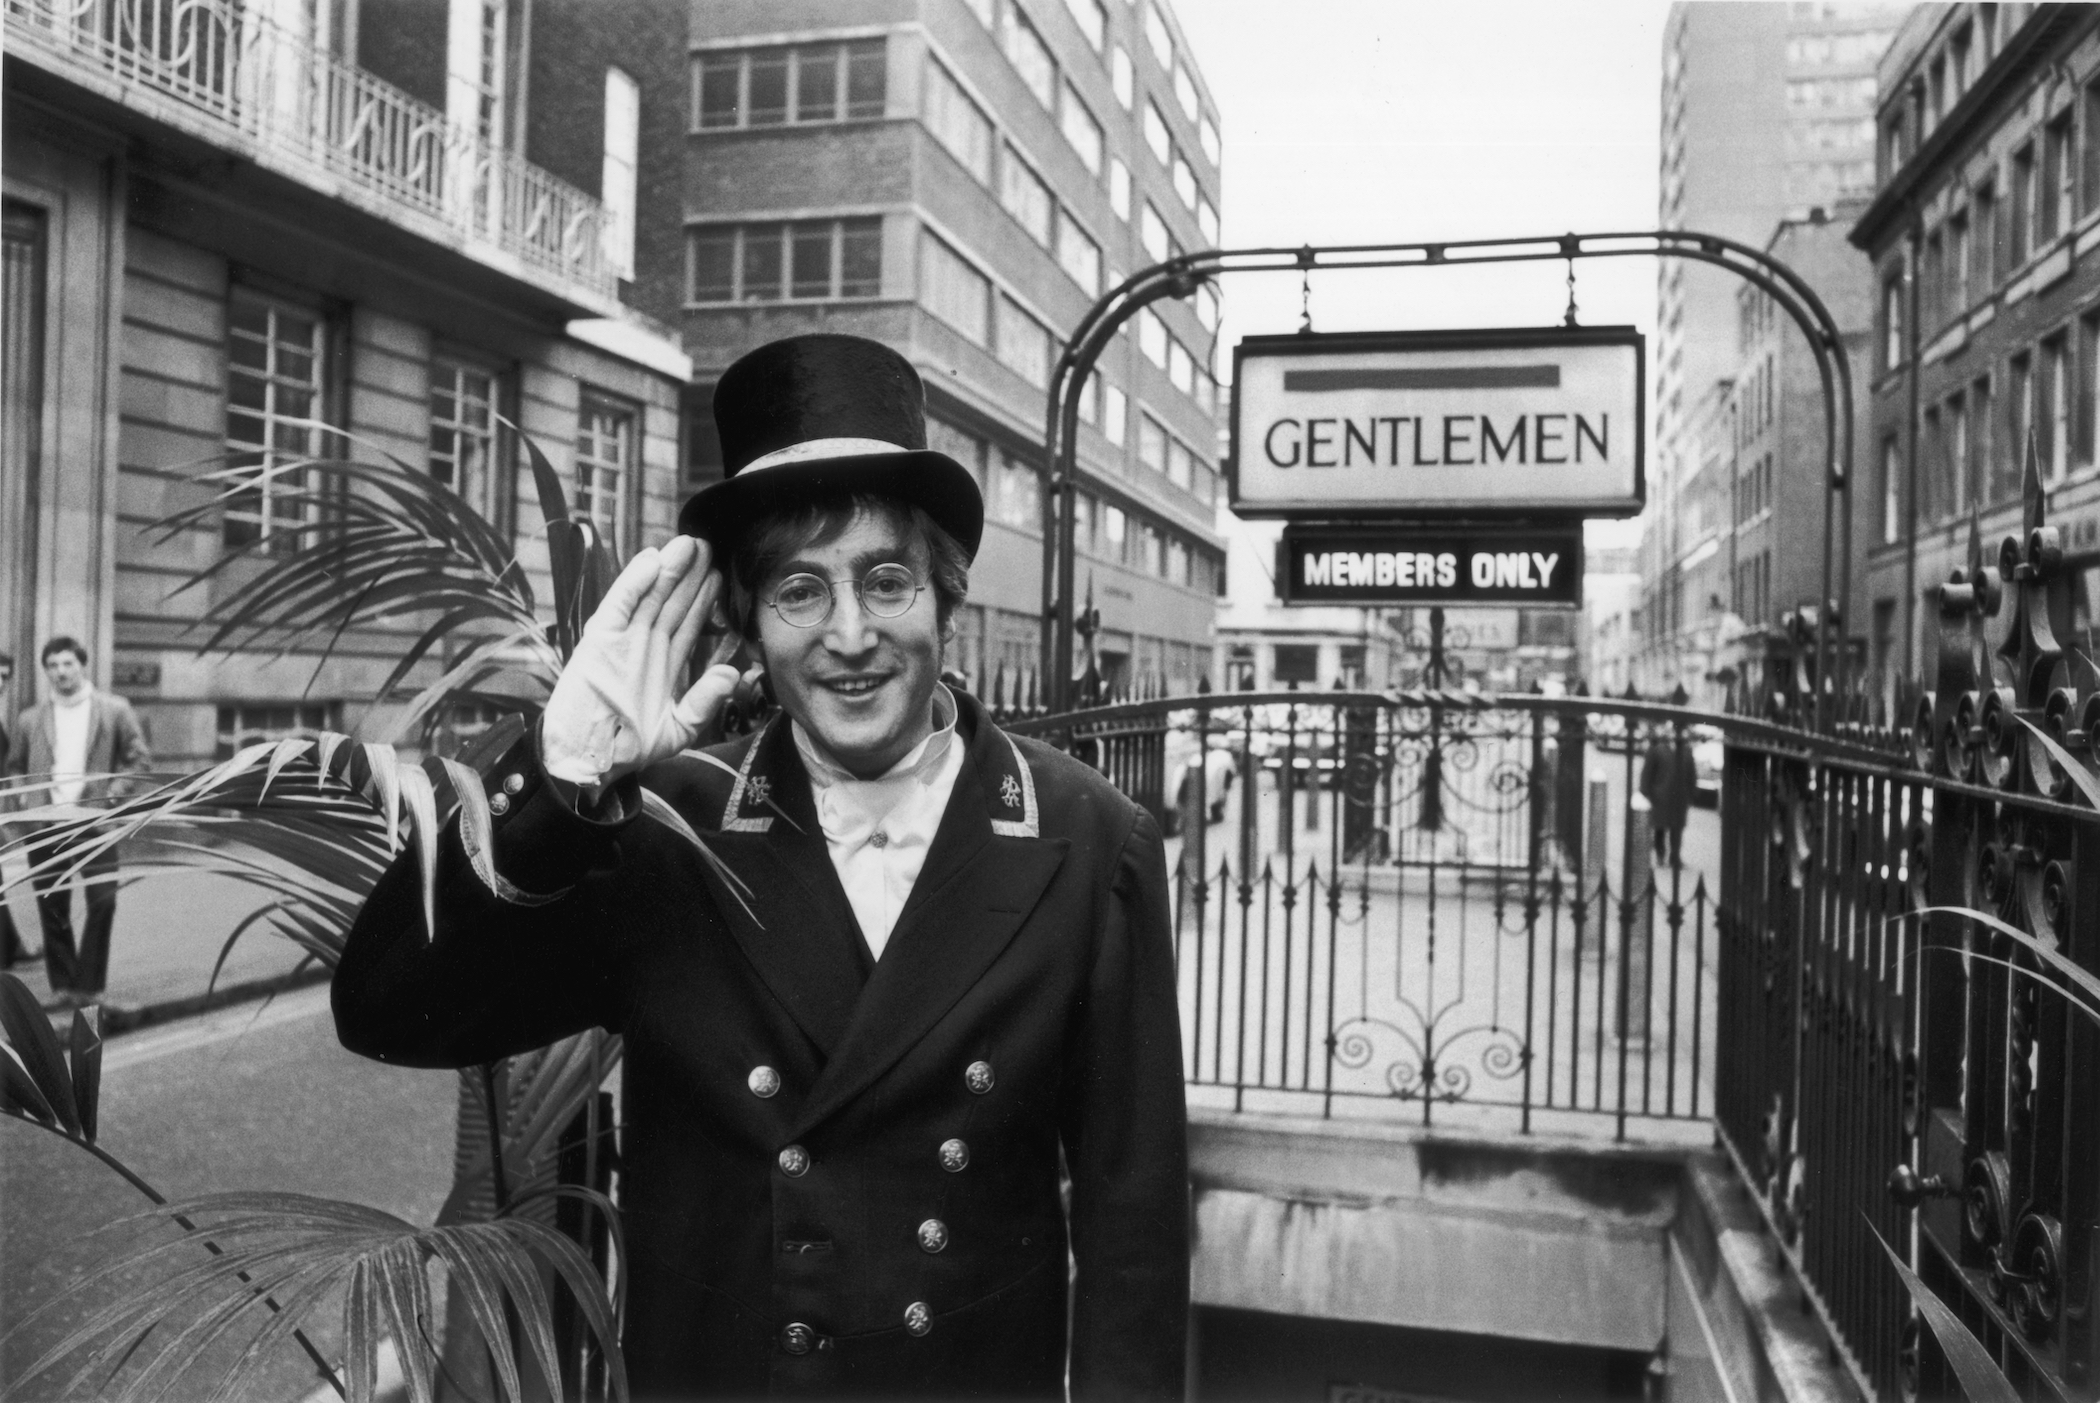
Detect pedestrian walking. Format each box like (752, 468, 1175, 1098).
(4, 637, 152, 1003)
(0, 651, 38, 971)
(333, 334, 1190, 1400)
(1638, 727, 1694, 868)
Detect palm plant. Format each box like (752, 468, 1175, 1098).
(0, 422, 734, 1400)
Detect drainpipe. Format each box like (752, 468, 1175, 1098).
(1901, 214, 1923, 714)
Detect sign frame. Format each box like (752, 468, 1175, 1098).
(1277, 519, 1586, 608)
(1227, 324, 1647, 521)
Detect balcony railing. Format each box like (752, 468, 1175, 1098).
(5, 0, 616, 307)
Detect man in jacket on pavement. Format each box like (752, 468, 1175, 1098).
(5, 637, 151, 1003)
(332, 334, 1191, 1400)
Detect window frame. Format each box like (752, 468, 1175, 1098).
(692, 39, 888, 132)
(575, 389, 640, 559)
(223, 290, 334, 555)
(686, 217, 885, 304)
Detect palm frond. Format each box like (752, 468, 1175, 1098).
(6, 1191, 626, 1403)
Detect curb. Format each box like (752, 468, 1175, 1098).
(97, 965, 334, 1038)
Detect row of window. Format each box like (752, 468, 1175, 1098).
(927, 414, 1221, 590)
(1880, 320, 2100, 543)
(1881, 76, 2100, 371)
(1133, 305, 1218, 416)
(1733, 452, 1773, 527)
(960, 0, 1219, 234)
(688, 218, 883, 303)
(1733, 549, 1773, 627)
(693, 40, 886, 129)
(1882, 5, 2007, 173)
(223, 290, 640, 557)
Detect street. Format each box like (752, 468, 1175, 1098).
(0, 987, 458, 1401)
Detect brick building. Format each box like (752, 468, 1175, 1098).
(3, 0, 691, 764)
(676, 0, 1227, 694)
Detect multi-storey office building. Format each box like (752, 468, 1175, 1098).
(679, 0, 1227, 694)
(1853, 3, 2100, 719)
(1650, 0, 1907, 682)
(3, 0, 692, 765)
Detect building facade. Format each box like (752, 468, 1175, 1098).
(3, 0, 692, 766)
(1854, 2, 2100, 722)
(1648, 1, 1907, 694)
(677, 0, 1227, 696)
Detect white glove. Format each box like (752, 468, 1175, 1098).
(541, 535, 743, 792)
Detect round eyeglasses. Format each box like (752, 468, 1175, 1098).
(765, 563, 924, 628)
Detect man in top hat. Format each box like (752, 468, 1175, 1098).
(333, 333, 1190, 1400)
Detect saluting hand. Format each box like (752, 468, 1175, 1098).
(542, 535, 743, 792)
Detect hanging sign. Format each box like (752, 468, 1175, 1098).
(1278, 521, 1584, 606)
(1230, 326, 1645, 519)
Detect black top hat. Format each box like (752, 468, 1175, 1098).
(678, 334, 984, 561)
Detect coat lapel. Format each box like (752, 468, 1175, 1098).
(688, 720, 870, 1059)
(792, 707, 1067, 1138)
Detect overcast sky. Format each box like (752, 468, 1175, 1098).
(1173, 0, 1672, 546)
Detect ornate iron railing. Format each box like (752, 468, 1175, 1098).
(4, 0, 616, 305)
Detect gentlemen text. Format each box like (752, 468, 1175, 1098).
(1260, 413, 1611, 469)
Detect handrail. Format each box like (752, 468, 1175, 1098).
(4, 0, 615, 304)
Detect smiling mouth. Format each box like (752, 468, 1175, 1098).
(823, 675, 889, 697)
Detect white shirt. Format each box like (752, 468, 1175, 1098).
(792, 686, 965, 962)
(50, 685, 93, 805)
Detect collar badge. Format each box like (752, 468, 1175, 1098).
(999, 774, 1023, 809)
(745, 774, 772, 807)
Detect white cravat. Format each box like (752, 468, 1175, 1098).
(792, 686, 965, 962)
(50, 686, 93, 805)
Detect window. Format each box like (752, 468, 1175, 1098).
(1166, 337, 1192, 394)
(1164, 435, 1191, 489)
(430, 358, 500, 521)
(1166, 536, 1188, 586)
(1974, 178, 1998, 287)
(1171, 155, 1196, 209)
(1948, 393, 1970, 514)
(215, 703, 337, 761)
(2085, 79, 2100, 214)
(1060, 83, 1104, 175)
(2084, 314, 2100, 466)
(1102, 503, 1126, 563)
(1061, 0, 1105, 51)
(927, 417, 988, 487)
(1272, 645, 1318, 685)
(996, 296, 1053, 389)
(1971, 375, 1995, 503)
(688, 219, 882, 302)
(924, 58, 993, 182)
(1078, 370, 1100, 426)
(1142, 2, 1172, 67)
(999, 146, 1054, 245)
(919, 233, 991, 343)
(993, 450, 1041, 530)
(577, 394, 635, 555)
(1104, 384, 1127, 445)
(999, 5, 1056, 109)
(1140, 201, 1169, 260)
(1921, 405, 1941, 523)
(1199, 114, 1219, 165)
(224, 294, 326, 552)
(1137, 412, 1166, 472)
(1921, 228, 1942, 331)
(1109, 158, 1131, 218)
(1196, 283, 1219, 330)
(1197, 196, 1218, 245)
(1226, 644, 1255, 691)
(601, 68, 639, 278)
(2041, 333, 2069, 481)
(1881, 271, 1904, 372)
(693, 41, 886, 130)
(2010, 143, 2034, 263)
(1055, 210, 1101, 292)
(1142, 100, 1171, 163)
(1136, 308, 1167, 366)
(2042, 114, 2072, 245)
(1950, 24, 1971, 95)
(2006, 352, 2031, 500)
(1110, 45, 1133, 109)
(1172, 66, 1198, 122)
(1947, 209, 1969, 314)
(1880, 435, 1901, 543)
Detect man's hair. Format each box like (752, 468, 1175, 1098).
(723, 493, 970, 642)
(40, 637, 87, 666)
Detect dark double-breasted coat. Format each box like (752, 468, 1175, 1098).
(331, 691, 1190, 1401)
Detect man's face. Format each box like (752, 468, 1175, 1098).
(43, 651, 84, 698)
(753, 510, 944, 779)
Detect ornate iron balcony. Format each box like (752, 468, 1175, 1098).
(5, 0, 618, 310)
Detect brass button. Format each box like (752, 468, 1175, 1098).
(870, 829, 889, 848)
(938, 1138, 969, 1172)
(781, 1322, 815, 1356)
(964, 1060, 994, 1094)
(917, 1218, 949, 1253)
(778, 1144, 810, 1177)
(502, 773, 524, 795)
(748, 1065, 781, 1098)
(904, 1301, 932, 1337)
(487, 792, 511, 816)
